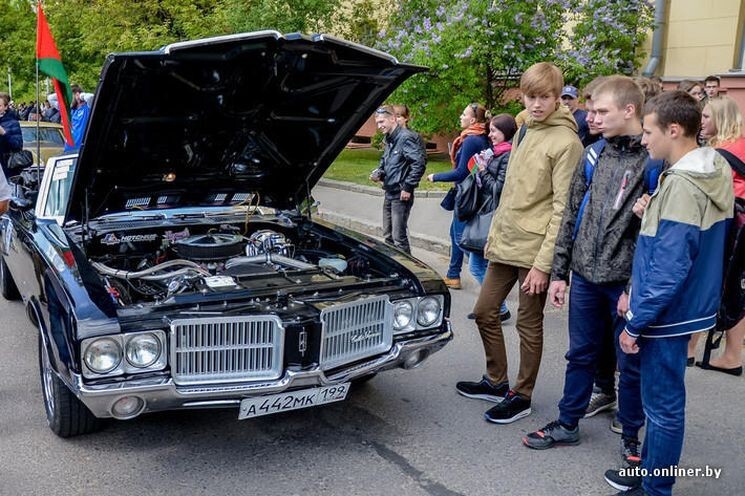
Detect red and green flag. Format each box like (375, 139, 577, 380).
(36, 1, 73, 147)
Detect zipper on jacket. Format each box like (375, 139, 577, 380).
(613, 170, 632, 210)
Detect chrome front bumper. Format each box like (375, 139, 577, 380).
(71, 322, 453, 419)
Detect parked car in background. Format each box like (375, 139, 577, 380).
(0, 31, 452, 438)
(19, 121, 65, 166)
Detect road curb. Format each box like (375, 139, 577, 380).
(317, 178, 448, 198)
(317, 211, 451, 256)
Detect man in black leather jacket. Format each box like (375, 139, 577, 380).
(371, 105, 426, 253)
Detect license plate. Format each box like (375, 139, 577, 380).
(238, 383, 350, 420)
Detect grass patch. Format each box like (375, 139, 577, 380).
(324, 148, 453, 191)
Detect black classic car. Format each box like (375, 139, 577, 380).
(0, 32, 452, 437)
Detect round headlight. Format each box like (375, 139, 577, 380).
(84, 338, 122, 374)
(125, 333, 161, 368)
(417, 296, 442, 327)
(393, 300, 414, 330)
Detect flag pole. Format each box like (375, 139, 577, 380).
(35, 3, 42, 185)
(36, 51, 41, 185)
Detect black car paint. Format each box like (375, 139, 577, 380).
(67, 32, 425, 223)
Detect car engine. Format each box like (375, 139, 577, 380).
(88, 224, 374, 307)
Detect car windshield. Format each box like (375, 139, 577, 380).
(22, 127, 65, 145)
(42, 159, 76, 220)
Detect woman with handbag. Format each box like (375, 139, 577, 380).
(461, 114, 517, 321)
(0, 92, 23, 177)
(427, 103, 490, 289)
(693, 96, 745, 376)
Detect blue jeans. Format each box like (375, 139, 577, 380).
(447, 212, 466, 279)
(469, 253, 507, 314)
(468, 251, 489, 284)
(615, 318, 644, 438)
(558, 274, 643, 437)
(639, 334, 689, 496)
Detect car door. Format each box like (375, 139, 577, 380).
(2, 156, 78, 300)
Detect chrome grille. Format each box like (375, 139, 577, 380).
(170, 316, 284, 385)
(319, 296, 393, 370)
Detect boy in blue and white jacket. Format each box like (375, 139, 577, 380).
(605, 92, 733, 496)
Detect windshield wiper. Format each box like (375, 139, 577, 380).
(95, 212, 167, 223)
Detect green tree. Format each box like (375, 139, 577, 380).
(335, 0, 391, 47)
(1, 0, 350, 100)
(379, 0, 570, 135)
(0, 0, 37, 101)
(560, 0, 654, 85)
(211, 0, 341, 34)
(41, 0, 226, 92)
(380, 0, 654, 135)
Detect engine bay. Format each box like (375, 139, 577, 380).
(86, 220, 388, 307)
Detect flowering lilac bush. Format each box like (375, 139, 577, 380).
(559, 0, 654, 84)
(379, 0, 653, 134)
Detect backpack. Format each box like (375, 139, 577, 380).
(572, 139, 664, 240)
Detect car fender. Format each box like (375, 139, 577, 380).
(28, 296, 74, 390)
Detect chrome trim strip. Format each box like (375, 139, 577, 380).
(164, 31, 282, 54)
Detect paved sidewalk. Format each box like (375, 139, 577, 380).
(313, 180, 454, 256)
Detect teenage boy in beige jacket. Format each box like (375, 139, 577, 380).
(456, 62, 584, 424)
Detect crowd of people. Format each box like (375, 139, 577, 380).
(13, 99, 61, 123)
(0, 83, 92, 176)
(0, 83, 92, 220)
(371, 65, 744, 496)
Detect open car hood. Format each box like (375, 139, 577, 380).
(65, 32, 424, 224)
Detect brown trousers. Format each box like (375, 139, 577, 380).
(473, 262, 548, 398)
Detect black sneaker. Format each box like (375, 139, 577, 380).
(585, 386, 617, 418)
(604, 468, 642, 492)
(484, 390, 531, 424)
(456, 376, 509, 403)
(522, 420, 580, 449)
(621, 435, 641, 467)
(611, 487, 647, 496)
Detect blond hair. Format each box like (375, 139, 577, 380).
(705, 96, 744, 147)
(520, 62, 563, 98)
(593, 76, 645, 118)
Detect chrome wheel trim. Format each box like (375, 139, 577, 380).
(40, 341, 56, 421)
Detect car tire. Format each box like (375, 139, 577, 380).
(0, 257, 20, 300)
(38, 334, 102, 438)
